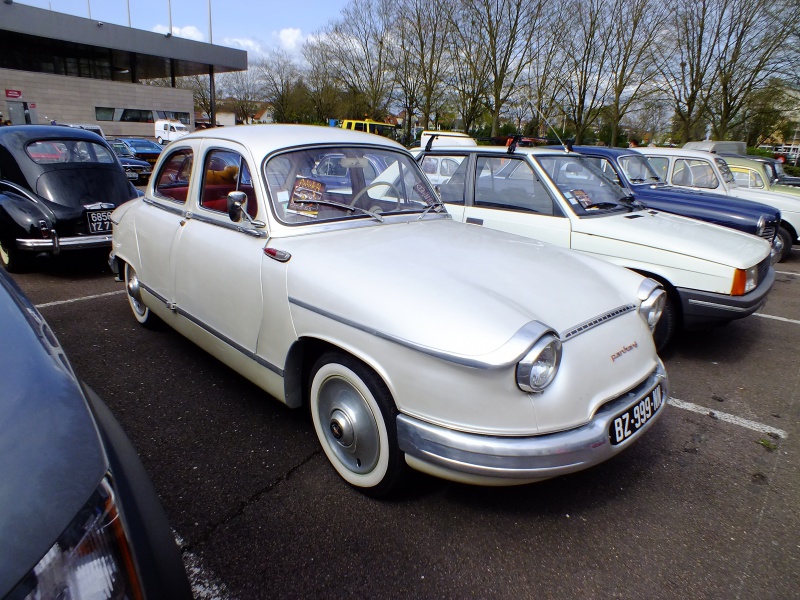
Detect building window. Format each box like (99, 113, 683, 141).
(95, 107, 114, 121)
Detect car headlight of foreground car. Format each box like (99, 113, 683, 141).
(13, 475, 143, 599)
(638, 279, 666, 332)
(731, 264, 758, 295)
(516, 333, 562, 393)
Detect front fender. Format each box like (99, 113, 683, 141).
(0, 191, 51, 239)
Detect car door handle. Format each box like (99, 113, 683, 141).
(466, 217, 483, 226)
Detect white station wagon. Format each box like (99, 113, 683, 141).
(110, 125, 668, 496)
(415, 144, 775, 351)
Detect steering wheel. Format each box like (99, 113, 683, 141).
(349, 181, 402, 210)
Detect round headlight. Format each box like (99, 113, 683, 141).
(516, 334, 562, 393)
(639, 288, 666, 331)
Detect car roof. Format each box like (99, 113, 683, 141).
(0, 124, 105, 146)
(179, 124, 407, 156)
(420, 144, 571, 157)
(635, 147, 725, 160)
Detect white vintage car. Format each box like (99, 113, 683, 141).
(415, 144, 775, 350)
(109, 125, 668, 496)
(638, 147, 799, 262)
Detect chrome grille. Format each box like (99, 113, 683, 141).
(760, 225, 776, 241)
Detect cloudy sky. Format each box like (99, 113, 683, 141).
(17, 0, 351, 56)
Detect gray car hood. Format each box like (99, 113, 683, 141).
(0, 275, 107, 594)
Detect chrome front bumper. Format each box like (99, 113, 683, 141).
(17, 233, 113, 253)
(397, 361, 668, 482)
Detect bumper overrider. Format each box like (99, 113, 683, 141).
(679, 265, 775, 330)
(397, 361, 668, 484)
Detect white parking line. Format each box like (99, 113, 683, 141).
(35, 289, 125, 309)
(668, 397, 787, 439)
(174, 533, 232, 600)
(754, 313, 800, 325)
(775, 270, 798, 276)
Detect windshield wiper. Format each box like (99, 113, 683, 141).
(310, 199, 384, 222)
(583, 201, 623, 210)
(417, 199, 446, 220)
(619, 194, 645, 210)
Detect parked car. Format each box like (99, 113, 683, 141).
(724, 155, 800, 197)
(0, 125, 139, 272)
(561, 145, 782, 261)
(638, 147, 799, 262)
(415, 144, 774, 350)
(155, 119, 190, 145)
(0, 268, 192, 599)
(110, 124, 669, 496)
(112, 137, 163, 166)
(109, 139, 152, 184)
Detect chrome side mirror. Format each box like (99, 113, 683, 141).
(227, 190, 248, 223)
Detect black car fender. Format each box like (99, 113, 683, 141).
(0, 189, 53, 239)
(81, 383, 193, 599)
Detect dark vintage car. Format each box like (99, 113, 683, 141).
(112, 137, 163, 167)
(561, 145, 783, 261)
(109, 139, 153, 184)
(0, 268, 192, 598)
(0, 126, 139, 272)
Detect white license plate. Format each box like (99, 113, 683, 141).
(126, 171, 138, 179)
(87, 210, 112, 233)
(609, 385, 663, 445)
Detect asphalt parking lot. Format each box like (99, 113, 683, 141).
(8, 245, 799, 599)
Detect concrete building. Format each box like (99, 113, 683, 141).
(0, 1, 247, 138)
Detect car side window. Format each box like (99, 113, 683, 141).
(441, 158, 460, 176)
(673, 158, 718, 189)
(421, 157, 438, 175)
(749, 169, 764, 188)
(200, 149, 256, 217)
(587, 157, 621, 185)
(646, 157, 669, 181)
(436, 155, 469, 205)
(153, 148, 193, 203)
(473, 156, 556, 216)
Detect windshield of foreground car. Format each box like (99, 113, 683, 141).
(265, 146, 442, 225)
(618, 153, 662, 184)
(535, 155, 634, 214)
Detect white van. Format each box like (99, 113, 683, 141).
(155, 120, 189, 144)
(419, 130, 477, 149)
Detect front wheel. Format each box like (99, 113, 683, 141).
(309, 352, 405, 497)
(776, 226, 793, 263)
(653, 295, 677, 352)
(157, 137, 164, 145)
(0, 238, 31, 273)
(124, 262, 158, 328)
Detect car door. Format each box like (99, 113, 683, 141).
(172, 146, 266, 353)
(462, 154, 571, 247)
(134, 146, 195, 304)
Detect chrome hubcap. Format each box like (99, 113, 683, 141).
(317, 376, 380, 474)
(126, 269, 146, 316)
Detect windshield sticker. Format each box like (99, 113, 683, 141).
(413, 181, 438, 207)
(288, 177, 324, 218)
(573, 190, 592, 208)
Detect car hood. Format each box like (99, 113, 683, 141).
(283, 219, 646, 358)
(35, 164, 134, 208)
(571, 209, 770, 268)
(0, 275, 107, 594)
(632, 183, 780, 221)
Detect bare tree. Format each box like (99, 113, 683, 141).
(558, 0, 614, 143)
(605, 0, 667, 146)
(218, 67, 264, 124)
(705, 0, 799, 139)
(256, 49, 301, 123)
(316, 0, 395, 119)
(303, 38, 345, 124)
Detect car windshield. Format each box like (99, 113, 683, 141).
(534, 154, 632, 214)
(265, 146, 440, 225)
(618, 154, 661, 183)
(125, 139, 161, 151)
(26, 140, 115, 165)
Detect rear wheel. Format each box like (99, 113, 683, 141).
(124, 262, 158, 328)
(0, 238, 31, 273)
(309, 352, 405, 497)
(157, 136, 164, 145)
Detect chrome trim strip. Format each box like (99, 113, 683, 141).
(190, 212, 267, 237)
(143, 196, 186, 217)
(561, 304, 636, 340)
(139, 282, 283, 376)
(17, 234, 113, 251)
(686, 299, 754, 313)
(288, 296, 552, 369)
(397, 362, 668, 479)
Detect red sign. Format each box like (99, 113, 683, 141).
(29, 103, 36, 109)
(5, 89, 22, 99)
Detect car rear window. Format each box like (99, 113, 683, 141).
(26, 140, 116, 165)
